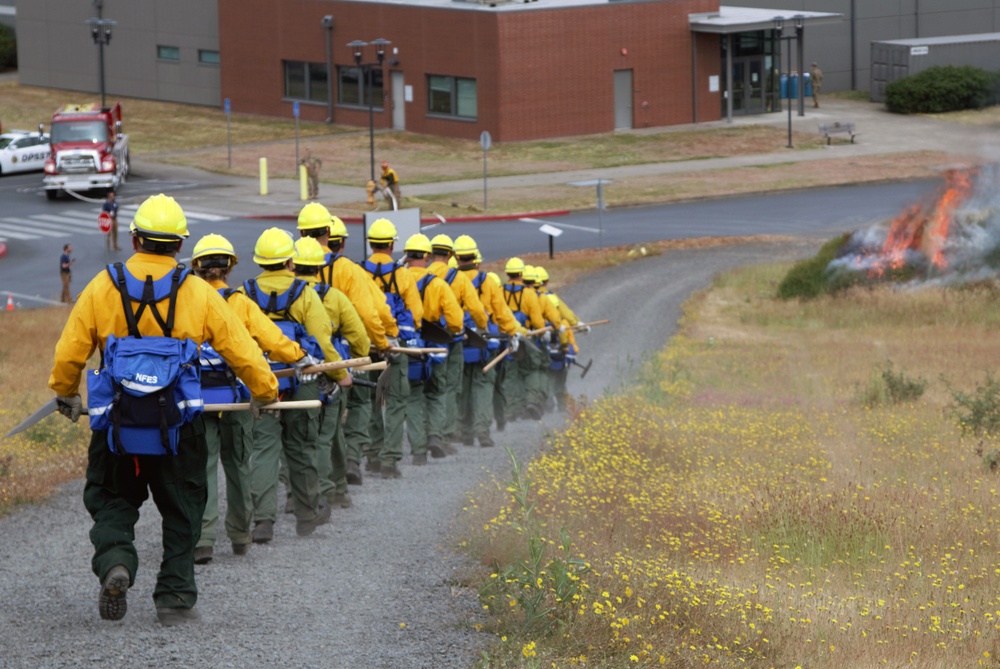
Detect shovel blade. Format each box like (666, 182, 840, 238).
(5, 398, 60, 439)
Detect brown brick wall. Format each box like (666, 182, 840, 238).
(218, 0, 721, 141)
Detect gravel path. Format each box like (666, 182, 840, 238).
(0, 240, 817, 668)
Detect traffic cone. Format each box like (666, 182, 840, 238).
(5, 294, 13, 311)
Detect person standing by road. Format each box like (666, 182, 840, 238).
(380, 161, 400, 206)
(102, 190, 120, 252)
(810, 62, 823, 108)
(301, 148, 322, 199)
(48, 194, 279, 626)
(59, 243, 74, 303)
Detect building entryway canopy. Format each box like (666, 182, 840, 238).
(689, 6, 842, 123)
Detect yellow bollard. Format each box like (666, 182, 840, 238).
(259, 157, 268, 196)
(299, 164, 309, 201)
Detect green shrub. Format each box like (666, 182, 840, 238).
(776, 233, 853, 300)
(885, 65, 996, 114)
(860, 361, 927, 407)
(946, 372, 1000, 438)
(0, 24, 15, 69)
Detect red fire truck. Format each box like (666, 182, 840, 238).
(42, 103, 130, 200)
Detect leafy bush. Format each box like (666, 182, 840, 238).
(946, 372, 1000, 438)
(859, 361, 927, 407)
(0, 24, 15, 69)
(776, 233, 853, 300)
(885, 65, 997, 114)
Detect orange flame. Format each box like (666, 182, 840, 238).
(870, 168, 976, 277)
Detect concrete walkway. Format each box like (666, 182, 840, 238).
(138, 97, 999, 219)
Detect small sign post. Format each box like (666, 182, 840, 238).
(480, 130, 492, 210)
(538, 223, 563, 259)
(225, 98, 232, 169)
(293, 101, 301, 168)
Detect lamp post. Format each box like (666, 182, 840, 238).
(86, 4, 116, 109)
(322, 16, 334, 124)
(795, 15, 805, 117)
(773, 17, 793, 149)
(348, 38, 391, 183)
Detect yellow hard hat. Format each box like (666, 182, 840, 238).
(430, 233, 453, 253)
(523, 265, 539, 283)
(475, 250, 483, 264)
(130, 194, 188, 241)
(253, 227, 297, 265)
(536, 266, 549, 282)
(504, 257, 525, 275)
(487, 271, 502, 286)
(293, 237, 326, 266)
(297, 202, 333, 231)
(447, 256, 458, 268)
(191, 233, 237, 266)
(453, 234, 478, 256)
(367, 218, 397, 243)
(403, 233, 432, 255)
(330, 215, 349, 239)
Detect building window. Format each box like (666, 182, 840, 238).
(337, 66, 384, 108)
(284, 61, 329, 103)
(198, 50, 220, 65)
(428, 75, 477, 119)
(157, 45, 180, 61)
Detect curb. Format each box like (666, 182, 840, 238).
(245, 209, 572, 224)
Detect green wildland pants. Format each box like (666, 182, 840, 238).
(343, 372, 373, 465)
(441, 342, 463, 437)
(460, 356, 496, 438)
(316, 387, 349, 499)
(199, 410, 255, 548)
(404, 379, 428, 455)
(84, 418, 207, 610)
(369, 353, 409, 465)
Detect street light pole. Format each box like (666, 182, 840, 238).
(774, 18, 793, 149)
(322, 16, 334, 124)
(86, 13, 116, 109)
(795, 15, 805, 118)
(349, 38, 391, 183)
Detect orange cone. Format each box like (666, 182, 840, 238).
(5, 295, 13, 311)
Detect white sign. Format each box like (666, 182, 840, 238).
(539, 224, 563, 238)
(910, 46, 929, 56)
(709, 75, 720, 93)
(480, 130, 492, 151)
(404, 85, 413, 102)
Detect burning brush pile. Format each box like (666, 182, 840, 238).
(779, 165, 1000, 299)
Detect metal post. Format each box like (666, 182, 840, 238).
(323, 16, 334, 124)
(548, 235, 554, 259)
(725, 34, 733, 124)
(483, 148, 488, 210)
(368, 66, 375, 183)
(786, 38, 793, 148)
(596, 180, 604, 251)
(796, 21, 805, 117)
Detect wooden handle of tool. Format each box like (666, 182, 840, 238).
(575, 319, 609, 329)
(481, 347, 512, 374)
(387, 346, 448, 356)
(525, 326, 553, 337)
(353, 361, 388, 372)
(204, 400, 323, 412)
(273, 356, 373, 379)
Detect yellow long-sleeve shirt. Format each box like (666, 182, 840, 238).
(546, 291, 580, 326)
(535, 286, 563, 328)
(303, 275, 371, 358)
(241, 269, 347, 381)
(207, 278, 304, 365)
(320, 252, 389, 350)
(362, 252, 423, 326)
(49, 253, 278, 402)
(544, 292, 580, 351)
(428, 261, 488, 330)
(459, 268, 524, 336)
(408, 266, 464, 334)
(503, 280, 545, 331)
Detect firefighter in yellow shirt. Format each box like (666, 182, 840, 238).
(360, 218, 423, 478)
(48, 194, 278, 626)
(501, 258, 548, 420)
(403, 233, 464, 464)
(189, 234, 309, 565)
(241, 228, 351, 544)
(426, 233, 488, 449)
(291, 236, 370, 509)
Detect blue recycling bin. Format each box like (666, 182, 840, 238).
(780, 73, 788, 99)
(788, 73, 799, 99)
(803, 72, 813, 98)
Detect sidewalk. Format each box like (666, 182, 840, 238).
(142, 97, 999, 220)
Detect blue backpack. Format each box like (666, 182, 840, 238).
(504, 284, 530, 328)
(409, 274, 448, 381)
(198, 288, 251, 404)
(362, 259, 417, 341)
(88, 263, 203, 456)
(243, 278, 324, 394)
(464, 272, 501, 365)
(313, 282, 354, 361)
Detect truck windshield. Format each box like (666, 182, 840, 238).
(51, 121, 108, 145)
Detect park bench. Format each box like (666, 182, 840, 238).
(818, 121, 857, 145)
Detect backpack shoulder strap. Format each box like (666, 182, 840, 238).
(417, 274, 434, 301)
(444, 268, 458, 285)
(108, 262, 141, 338)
